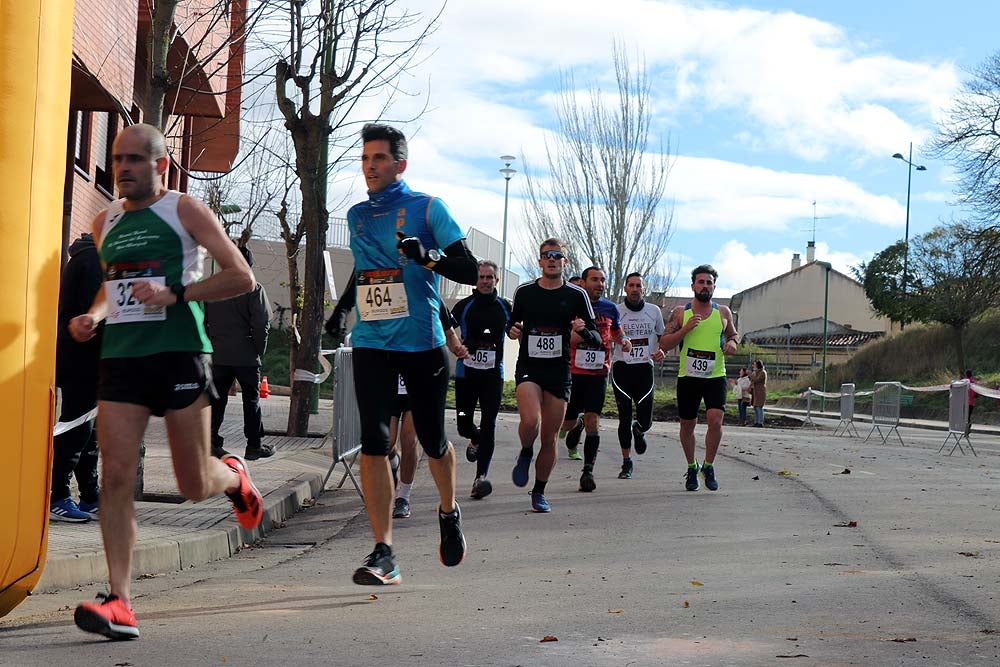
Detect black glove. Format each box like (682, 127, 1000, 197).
(396, 231, 431, 265)
(325, 307, 347, 338)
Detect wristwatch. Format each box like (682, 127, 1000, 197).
(424, 249, 441, 269)
(170, 283, 186, 304)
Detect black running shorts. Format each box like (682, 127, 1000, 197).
(676, 375, 727, 420)
(565, 373, 608, 420)
(353, 346, 450, 458)
(515, 364, 572, 402)
(98, 352, 216, 417)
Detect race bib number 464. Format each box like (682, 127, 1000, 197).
(357, 269, 409, 322)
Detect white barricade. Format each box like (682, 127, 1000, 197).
(801, 388, 817, 428)
(833, 383, 860, 437)
(321, 347, 364, 498)
(939, 380, 976, 456)
(864, 381, 905, 446)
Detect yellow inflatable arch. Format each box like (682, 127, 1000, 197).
(0, 1, 75, 616)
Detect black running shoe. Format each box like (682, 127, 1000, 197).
(631, 421, 647, 455)
(353, 543, 401, 585)
(579, 467, 596, 492)
(470, 477, 493, 500)
(618, 459, 633, 479)
(438, 503, 466, 567)
(244, 443, 275, 461)
(685, 465, 700, 491)
(565, 419, 584, 452)
(392, 497, 410, 519)
(701, 464, 719, 491)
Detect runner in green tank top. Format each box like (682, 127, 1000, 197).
(67, 124, 263, 641)
(658, 264, 739, 492)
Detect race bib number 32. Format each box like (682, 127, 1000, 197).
(357, 269, 409, 322)
(106, 277, 166, 324)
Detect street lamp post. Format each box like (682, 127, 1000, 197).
(891, 143, 927, 327)
(815, 261, 832, 412)
(499, 155, 517, 294)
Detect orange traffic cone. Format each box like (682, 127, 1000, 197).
(259, 375, 270, 399)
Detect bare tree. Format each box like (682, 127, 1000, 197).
(929, 50, 1000, 226)
(515, 44, 674, 300)
(273, 0, 441, 435)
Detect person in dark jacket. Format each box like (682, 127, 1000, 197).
(51, 234, 103, 522)
(205, 244, 273, 460)
(451, 260, 512, 501)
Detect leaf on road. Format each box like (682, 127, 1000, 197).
(368, 594, 378, 600)
(838, 468, 851, 475)
(683, 600, 690, 608)
(776, 655, 809, 659)
(608, 609, 624, 614)
(958, 551, 982, 558)
(884, 637, 917, 643)
(777, 470, 797, 476)
(540, 635, 558, 643)
(691, 581, 704, 587)
(752, 475, 760, 480)
(833, 521, 858, 528)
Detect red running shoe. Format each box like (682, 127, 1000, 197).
(74, 594, 139, 640)
(222, 454, 263, 529)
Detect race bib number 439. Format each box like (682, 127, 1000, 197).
(685, 349, 716, 377)
(357, 269, 409, 322)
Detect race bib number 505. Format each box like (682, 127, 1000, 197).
(357, 269, 409, 322)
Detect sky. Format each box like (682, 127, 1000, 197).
(321, 0, 1000, 297)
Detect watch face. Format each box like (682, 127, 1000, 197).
(428, 250, 441, 261)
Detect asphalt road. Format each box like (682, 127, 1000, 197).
(3, 414, 999, 666)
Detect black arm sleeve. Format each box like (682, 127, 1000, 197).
(433, 239, 478, 285)
(439, 296, 458, 331)
(334, 270, 356, 313)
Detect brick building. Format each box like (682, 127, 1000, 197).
(65, 0, 244, 253)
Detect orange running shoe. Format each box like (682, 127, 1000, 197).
(74, 593, 139, 640)
(222, 454, 263, 529)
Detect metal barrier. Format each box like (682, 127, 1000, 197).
(321, 347, 364, 498)
(801, 389, 817, 428)
(833, 383, 860, 437)
(939, 381, 976, 456)
(864, 381, 905, 446)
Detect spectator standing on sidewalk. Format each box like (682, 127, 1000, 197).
(750, 360, 767, 427)
(51, 233, 103, 522)
(735, 367, 752, 426)
(205, 243, 273, 460)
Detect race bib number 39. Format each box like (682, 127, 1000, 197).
(106, 277, 167, 324)
(357, 269, 409, 322)
(575, 348, 605, 370)
(528, 334, 562, 358)
(685, 349, 716, 377)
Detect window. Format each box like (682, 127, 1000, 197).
(74, 111, 91, 172)
(93, 112, 118, 195)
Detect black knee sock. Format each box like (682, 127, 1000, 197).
(583, 433, 600, 467)
(532, 479, 547, 494)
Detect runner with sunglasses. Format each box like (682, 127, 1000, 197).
(507, 238, 601, 513)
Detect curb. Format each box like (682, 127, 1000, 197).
(35, 470, 326, 593)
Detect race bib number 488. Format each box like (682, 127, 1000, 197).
(528, 334, 561, 358)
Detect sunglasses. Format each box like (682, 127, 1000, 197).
(540, 250, 565, 260)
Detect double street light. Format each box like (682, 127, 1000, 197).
(499, 155, 517, 290)
(891, 143, 927, 324)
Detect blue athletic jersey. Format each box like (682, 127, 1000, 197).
(347, 180, 464, 351)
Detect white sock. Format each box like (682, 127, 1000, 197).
(396, 482, 412, 501)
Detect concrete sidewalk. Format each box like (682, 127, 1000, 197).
(39, 394, 364, 593)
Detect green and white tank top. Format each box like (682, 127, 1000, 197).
(98, 191, 212, 358)
(677, 302, 725, 379)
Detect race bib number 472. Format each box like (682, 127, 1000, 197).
(357, 269, 409, 321)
